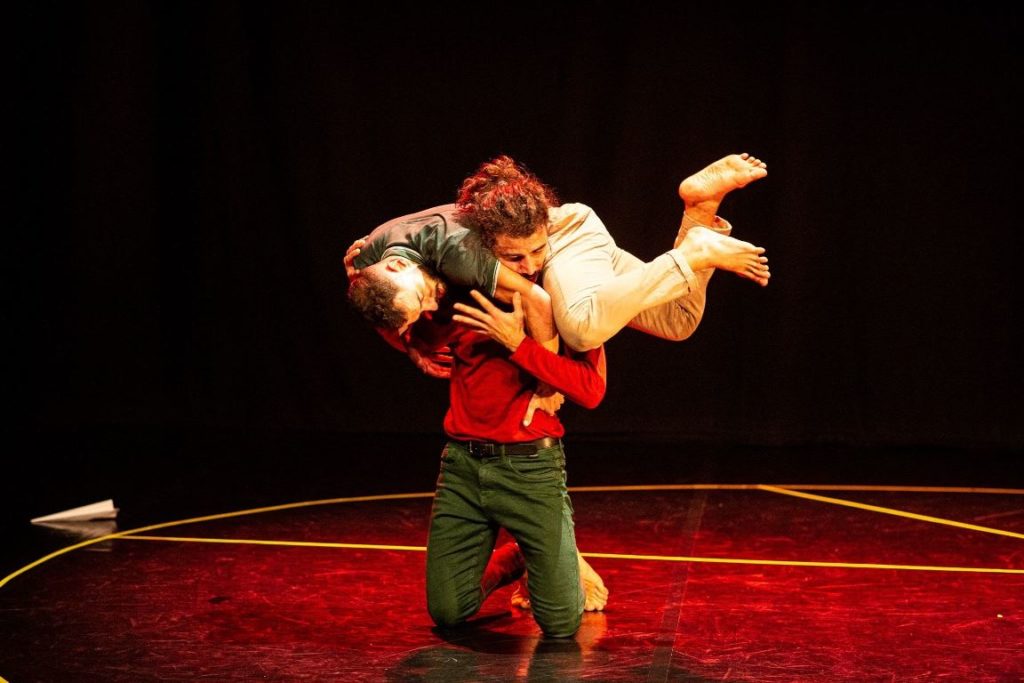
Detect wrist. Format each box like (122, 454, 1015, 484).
(507, 331, 526, 352)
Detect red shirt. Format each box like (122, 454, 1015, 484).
(440, 326, 606, 442)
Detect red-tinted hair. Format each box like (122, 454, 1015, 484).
(455, 155, 558, 248)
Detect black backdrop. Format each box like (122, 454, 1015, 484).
(13, 2, 1022, 455)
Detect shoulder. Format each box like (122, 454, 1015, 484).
(547, 202, 593, 235)
(371, 204, 458, 233)
(550, 202, 592, 216)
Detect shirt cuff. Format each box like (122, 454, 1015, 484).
(509, 335, 539, 364)
(488, 259, 500, 296)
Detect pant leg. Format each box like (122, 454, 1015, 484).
(619, 214, 732, 339)
(484, 444, 583, 638)
(425, 443, 500, 628)
(544, 204, 701, 352)
(609, 248, 714, 342)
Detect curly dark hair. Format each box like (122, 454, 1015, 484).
(347, 270, 407, 330)
(455, 155, 559, 249)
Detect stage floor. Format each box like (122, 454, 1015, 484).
(2, 469, 1022, 682)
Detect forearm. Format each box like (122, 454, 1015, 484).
(495, 267, 558, 353)
(520, 286, 558, 353)
(510, 338, 606, 408)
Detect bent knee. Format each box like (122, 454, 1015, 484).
(659, 328, 695, 342)
(537, 611, 582, 639)
(558, 325, 605, 353)
(427, 591, 476, 629)
(533, 598, 583, 638)
(427, 602, 466, 629)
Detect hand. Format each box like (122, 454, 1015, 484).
(452, 290, 527, 352)
(534, 381, 558, 398)
(343, 236, 368, 281)
(406, 343, 453, 379)
(523, 390, 565, 426)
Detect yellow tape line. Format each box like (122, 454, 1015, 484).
(571, 484, 1024, 494)
(758, 485, 1024, 540)
(126, 535, 426, 551)
(580, 551, 1024, 574)
(0, 492, 433, 589)
(5, 484, 1021, 589)
(116, 535, 1024, 575)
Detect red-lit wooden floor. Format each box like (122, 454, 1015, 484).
(2, 485, 1022, 682)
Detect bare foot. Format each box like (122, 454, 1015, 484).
(510, 555, 609, 612)
(678, 153, 767, 208)
(511, 575, 531, 610)
(579, 555, 608, 612)
(679, 225, 770, 286)
(674, 153, 767, 246)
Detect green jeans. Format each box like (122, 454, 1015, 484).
(425, 440, 583, 638)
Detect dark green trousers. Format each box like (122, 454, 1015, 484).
(425, 440, 583, 638)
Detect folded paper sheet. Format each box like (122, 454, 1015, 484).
(31, 499, 119, 524)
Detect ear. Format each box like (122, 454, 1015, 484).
(384, 256, 410, 272)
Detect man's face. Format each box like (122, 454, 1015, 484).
(381, 257, 446, 334)
(491, 227, 550, 282)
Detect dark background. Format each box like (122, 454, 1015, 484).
(7, 2, 1021, 559)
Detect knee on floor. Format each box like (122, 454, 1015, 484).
(427, 597, 471, 629)
(535, 609, 582, 639)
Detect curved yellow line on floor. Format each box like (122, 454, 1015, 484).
(0, 492, 432, 590)
(3, 484, 1021, 589)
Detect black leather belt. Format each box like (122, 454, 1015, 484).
(461, 436, 561, 458)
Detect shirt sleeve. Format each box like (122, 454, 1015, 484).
(353, 209, 499, 295)
(421, 224, 499, 296)
(352, 232, 386, 269)
(508, 337, 607, 409)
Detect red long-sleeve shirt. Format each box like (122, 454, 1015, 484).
(441, 327, 606, 442)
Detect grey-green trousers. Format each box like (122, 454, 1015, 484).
(425, 440, 583, 638)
